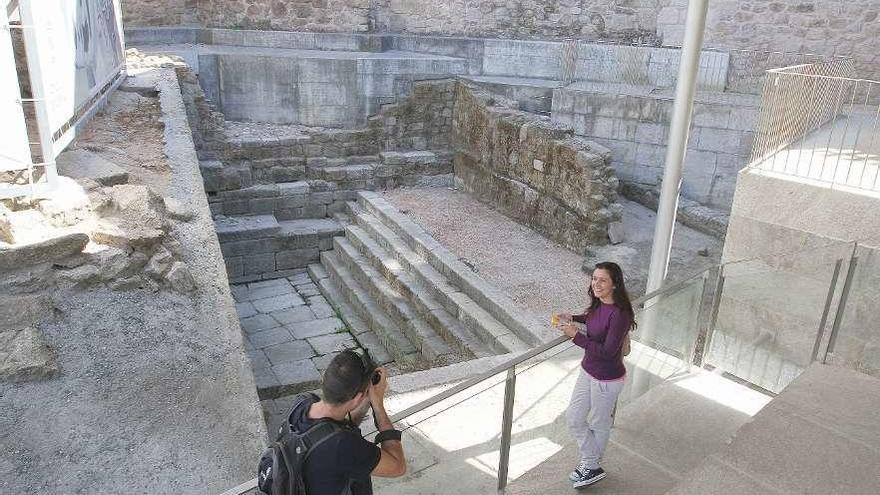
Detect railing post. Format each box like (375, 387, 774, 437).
(810, 258, 843, 362)
(497, 368, 517, 495)
(824, 246, 860, 364)
(700, 265, 726, 369)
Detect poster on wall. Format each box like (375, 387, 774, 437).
(0, 8, 32, 175)
(18, 0, 125, 159)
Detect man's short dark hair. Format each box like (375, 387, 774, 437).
(322, 350, 370, 405)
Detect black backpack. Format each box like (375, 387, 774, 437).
(257, 393, 346, 495)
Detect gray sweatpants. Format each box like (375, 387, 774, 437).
(566, 368, 625, 469)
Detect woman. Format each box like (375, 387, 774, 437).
(557, 261, 635, 488)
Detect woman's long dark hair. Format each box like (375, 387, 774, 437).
(586, 261, 637, 330)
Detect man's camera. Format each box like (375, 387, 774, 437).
(360, 348, 381, 386)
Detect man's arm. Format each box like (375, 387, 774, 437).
(368, 368, 406, 478)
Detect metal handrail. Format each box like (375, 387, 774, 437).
(218, 271, 711, 494)
(369, 266, 711, 434)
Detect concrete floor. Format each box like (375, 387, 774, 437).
(753, 112, 880, 193)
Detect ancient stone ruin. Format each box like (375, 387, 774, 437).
(4, 1, 880, 494)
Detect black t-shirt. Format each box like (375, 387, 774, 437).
(289, 398, 381, 495)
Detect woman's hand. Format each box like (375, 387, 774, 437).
(560, 323, 578, 339)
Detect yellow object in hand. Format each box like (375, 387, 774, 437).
(551, 313, 559, 327)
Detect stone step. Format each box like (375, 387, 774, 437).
(208, 180, 348, 220)
(308, 263, 394, 366)
(347, 202, 525, 354)
(331, 236, 459, 366)
(320, 250, 421, 369)
(277, 218, 344, 252)
(300, 155, 379, 170)
(214, 214, 280, 242)
(307, 163, 377, 182)
(356, 191, 554, 346)
(343, 220, 493, 359)
(200, 159, 252, 193)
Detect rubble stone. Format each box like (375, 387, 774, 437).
(56, 264, 101, 288)
(166, 261, 197, 294)
(164, 197, 195, 222)
(145, 246, 174, 280)
(0, 326, 59, 383)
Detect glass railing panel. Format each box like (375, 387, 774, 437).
(370, 367, 511, 495)
(620, 273, 708, 404)
(496, 343, 583, 489)
(826, 243, 880, 374)
(705, 241, 854, 393)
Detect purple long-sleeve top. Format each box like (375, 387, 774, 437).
(571, 303, 631, 381)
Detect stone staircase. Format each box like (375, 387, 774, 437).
(309, 191, 553, 371)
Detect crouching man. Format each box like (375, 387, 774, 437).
(287, 349, 406, 494)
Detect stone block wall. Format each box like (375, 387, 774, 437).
(216, 215, 343, 283)
(552, 87, 761, 210)
(192, 48, 465, 128)
(375, 79, 455, 151)
(198, 79, 456, 190)
(453, 83, 621, 251)
(175, 65, 226, 159)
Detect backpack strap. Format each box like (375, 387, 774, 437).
(301, 420, 345, 462)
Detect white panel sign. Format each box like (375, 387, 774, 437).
(0, 8, 32, 172)
(19, 0, 125, 158)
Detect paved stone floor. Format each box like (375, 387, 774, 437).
(232, 269, 366, 429)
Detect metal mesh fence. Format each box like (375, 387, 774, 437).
(748, 59, 880, 192)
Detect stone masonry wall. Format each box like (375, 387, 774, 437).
(197, 0, 372, 32)
(120, 0, 197, 26)
(122, 0, 658, 40)
(376, 0, 659, 41)
(659, 0, 880, 83)
(453, 83, 621, 251)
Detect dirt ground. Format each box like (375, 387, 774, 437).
(77, 90, 172, 194)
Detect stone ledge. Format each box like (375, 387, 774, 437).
(0, 233, 89, 272)
(56, 149, 130, 187)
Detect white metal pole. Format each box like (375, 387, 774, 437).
(17, 0, 58, 191)
(645, 0, 710, 294)
(630, 1, 710, 399)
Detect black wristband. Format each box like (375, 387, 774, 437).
(374, 429, 402, 444)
